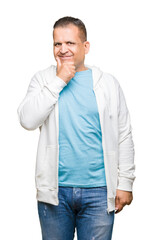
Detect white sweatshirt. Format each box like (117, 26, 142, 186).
(17, 64, 135, 213)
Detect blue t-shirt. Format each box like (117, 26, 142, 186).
(58, 68, 106, 187)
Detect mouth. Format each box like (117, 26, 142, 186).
(59, 56, 73, 60)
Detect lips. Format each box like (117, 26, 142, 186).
(59, 56, 73, 59)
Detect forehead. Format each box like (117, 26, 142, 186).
(53, 24, 81, 42)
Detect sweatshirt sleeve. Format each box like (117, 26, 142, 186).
(17, 71, 67, 130)
(115, 81, 136, 192)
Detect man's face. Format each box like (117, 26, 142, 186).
(53, 24, 90, 71)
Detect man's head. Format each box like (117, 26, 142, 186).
(53, 16, 90, 71)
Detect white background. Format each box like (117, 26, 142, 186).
(0, 0, 152, 239)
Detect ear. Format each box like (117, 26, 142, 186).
(84, 41, 90, 54)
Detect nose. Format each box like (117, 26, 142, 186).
(60, 43, 68, 54)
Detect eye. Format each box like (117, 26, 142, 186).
(54, 43, 61, 47)
(67, 42, 74, 45)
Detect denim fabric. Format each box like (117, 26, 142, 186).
(37, 186, 115, 240)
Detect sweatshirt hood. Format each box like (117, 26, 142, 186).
(85, 64, 112, 118)
(85, 64, 103, 89)
(86, 65, 112, 118)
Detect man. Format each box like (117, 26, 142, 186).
(17, 16, 135, 240)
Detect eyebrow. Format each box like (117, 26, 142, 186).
(54, 41, 76, 45)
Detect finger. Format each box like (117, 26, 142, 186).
(115, 196, 119, 211)
(56, 56, 61, 67)
(115, 195, 124, 214)
(115, 198, 124, 214)
(64, 63, 76, 72)
(115, 206, 123, 214)
(62, 62, 75, 67)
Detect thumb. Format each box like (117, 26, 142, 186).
(56, 56, 61, 68)
(115, 195, 119, 212)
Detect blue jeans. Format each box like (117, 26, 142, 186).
(37, 186, 115, 240)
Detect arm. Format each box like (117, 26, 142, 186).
(17, 71, 67, 130)
(115, 81, 136, 213)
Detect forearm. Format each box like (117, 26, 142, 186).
(117, 131, 135, 191)
(17, 73, 67, 130)
(117, 109, 135, 191)
(115, 80, 135, 192)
